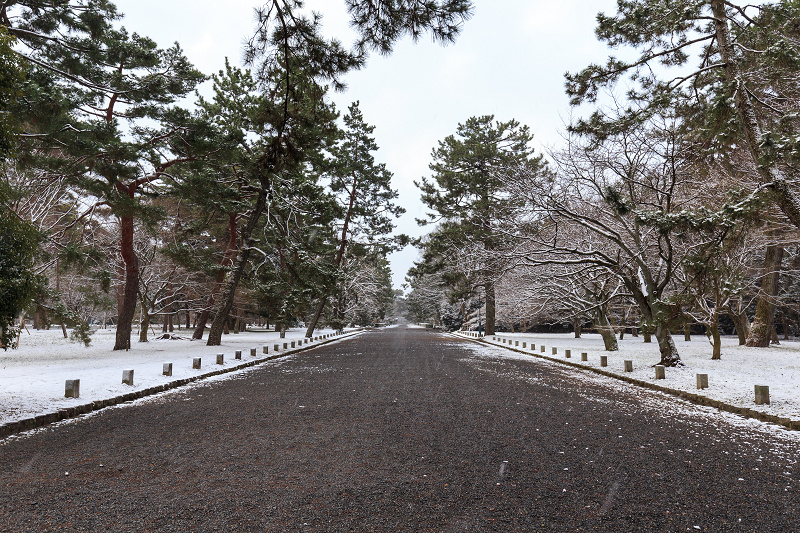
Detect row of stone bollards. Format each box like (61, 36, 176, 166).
(64, 333, 340, 399)
(482, 334, 772, 406)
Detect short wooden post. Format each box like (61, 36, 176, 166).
(565, 349, 571, 358)
(235, 350, 242, 360)
(291, 341, 296, 348)
(163, 363, 172, 376)
(192, 357, 201, 369)
(522, 342, 527, 348)
(122, 369, 134, 385)
(65, 379, 80, 398)
(216, 353, 224, 365)
(581, 352, 588, 362)
(530, 344, 535, 350)
(262, 345, 269, 354)
(274, 344, 280, 351)
(515, 340, 519, 346)
(600, 355, 608, 367)
(552, 347, 558, 355)
(655, 365, 665, 379)
(696, 374, 708, 389)
(624, 360, 633, 372)
(540, 345, 546, 353)
(755, 385, 770, 405)
(283, 343, 288, 349)
(250, 347, 257, 357)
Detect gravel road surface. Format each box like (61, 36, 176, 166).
(1, 326, 798, 531)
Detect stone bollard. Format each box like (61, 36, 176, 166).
(624, 360, 633, 372)
(163, 363, 173, 376)
(600, 355, 608, 367)
(235, 350, 242, 360)
(283, 343, 288, 350)
(522, 342, 527, 348)
(274, 344, 280, 352)
(65, 379, 80, 398)
(291, 341, 296, 348)
(263, 345, 269, 354)
(552, 347, 558, 355)
(755, 385, 770, 405)
(250, 347, 257, 357)
(696, 374, 709, 389)
(581, 352, 588, 362)
(655, 365, 666, 379)
(540, 345, 546, 353)
(565, 349, 571, 358)
(216, 353, 224, 365)
(193, 357, 201, 369)
(122, 369, 134, 385)
(530, 344, 535, 351)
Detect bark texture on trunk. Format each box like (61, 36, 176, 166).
(114, 215, 139, 351)
(594, 306, 618, 352)
(193, 214, 238, 340)
(655, 325, 680, 366)
(746, 244, 784, 347)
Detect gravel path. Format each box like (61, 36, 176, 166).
(1, 326, 799, 531)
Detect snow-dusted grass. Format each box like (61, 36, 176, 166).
(457, 331, 800, 421)
(0, 326, 347, 425)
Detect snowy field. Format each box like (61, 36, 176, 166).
(455, 331, 800, 422)
(0, 326, 351, 425)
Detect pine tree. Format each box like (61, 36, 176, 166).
(304, 101, 404, 337)
(415, 115, 547, 336)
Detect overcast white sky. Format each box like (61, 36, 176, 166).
(115, 0, 619, 291)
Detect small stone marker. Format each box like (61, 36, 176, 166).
(216, 353, 224, 365)
(530, 344, 535, 350)
(624, 360, 633, 372)
(193, 357, 201, 369)
(274, 344, 280, 351)
(581, 352, 588, 362)
(600, 355, 608, 367)
(122, 369, 134, 385)
(163, 363, 173, 376)
(565, 349, 571, 358)
(291, 341, 296, 348)
(235, 350, 242, 360)
(65, 379, 80, 398)
(552, 347, 557, 355)
(755, 385, 770, 405)
(655, 365, 666, 379)
(263, 345, 269, 354)
(283, 343, 288, 350)
(515, 340, 519, 347)
(250, 347, 257, 357)
(540, 345, 546, 353)
(696, 374, 709, 389)
(522, 342, 527, 348)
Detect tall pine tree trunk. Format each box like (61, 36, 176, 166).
(114, 215, 139, 351)
(207, 191, 267, 346)
(712, 0, 800, 229)
(484, 282, 496, 336)
(746, 244, 784, 347)
(193, 214, 238, 340)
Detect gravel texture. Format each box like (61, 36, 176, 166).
(1, 326, 799, 531)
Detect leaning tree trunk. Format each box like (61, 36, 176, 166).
(746, 244, 784, 347)
(193, 214, 239, 340)
(711, 0, 800, 229)
(484, 282, 496, 336)
(114, 215, 139, 351)
(593, 306, 618, 351)
(654, 324, 681, 367)
(206, 190, 267, 346)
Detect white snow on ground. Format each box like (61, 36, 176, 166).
(0, 326, 350, 425)
(454, 331, 800, 421)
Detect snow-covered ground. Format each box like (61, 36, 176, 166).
(455, 331, 800, 421)
(0, 326, 350, 425)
